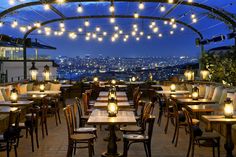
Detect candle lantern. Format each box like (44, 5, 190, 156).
(93, 76, 99, 82)
(111, 79, 116, 85)
(192, 86, 199, 100)
(29, 62, 38, 81)
(184, 69, 194, 81)
(224, 98, 234, 118)
(107, 100, 118, 117)
(109, 87, 117, 100)
(43, 65, 50, 81)
(131, 76, 136, 82)
(10, 88, 18, 103)
(170, 84, 176, 92)
(39, 84, 45, 92)
(200, 69, 209, 80)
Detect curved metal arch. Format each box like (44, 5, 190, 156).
(24, 15, 203, 39)
(0, 0, 235, 28)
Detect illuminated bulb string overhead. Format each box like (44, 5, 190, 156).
(77, 4, 83, 13)
(139, 2, 145, 10)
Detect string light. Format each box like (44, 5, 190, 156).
(85, 36, 90, 41)
(164, 21, 168, 25)
(34, 22, 41, 28)
(140, 31, 144, 36)
(138, 2, 144, 10)
(61, 27, 65, 32)
(0, 21, 4, 27)
(37, 29, 42, 34)
(27, 25, 32, 30)
(119, 30, 123, 34)
(44, 4, 50, 10)
(111, 36, 116, 42)
(114, 33, 119, 38)
(192, 18, 197, 23)
(9, 0, 15, 5)
(86, 32, 91, 36)
(20, 26, 27, 32)
(168, 0, 174, 3)
(170, 30, 174, 35)
(171, 18, 175, 23)
(45, 31, 51, 36)
(110, 18, 115, 24)
(92, 32, 97, 39)
(96, 26, 101, 32)
(54, 31, 59, 36)
(147, 35, 151, 39)
(181, 27, 185, 31)
(69, 32, 77, 39)
(158, 33, 163, 37)
(77, 4, 83, 13)
(11, 20, 18, 28)
(191, 13, 196, 19)
(123, 38, 127, 42)
(151, 21, 156, 26)
(59, 22, 65, 28)
(98, 37, 103, 42)
(153, 27, 159, 33)
(172, 23, 177, 29)
(188, 0, 193, 3)
(133, 24, 138, 28)
(131, 31, 136, 36)
(78, 27, 83, 32)
(84, 20, 90, 27)
(160, 5, 166, 12)
(149, 24, 153, 29)
(109, 4, 115, 13)
(114, 25, 119, 31)
(136, 37, 140, 41)
(103, 32, 107, 36)
(125, 35, 129, 38)
(56, 0, 65, 4)
(134, 12, 139, 19)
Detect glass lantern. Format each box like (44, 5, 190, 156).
(29, 62, 38, 81)
(131, 76, 136, 82)
(111, 79, 116, 85)
(39, 84, 45, 92)
(192, 86, 199, 100)
(107, 100, 118, 117)
(93, 76, 99, 82)
(43, 65, 50, 81)
(170, 84, 176, 92)
(224, 98, 234, 118)
(200, 69, 209, 80)
(10, 88, 18, 103)
(184, 69, 194, 81)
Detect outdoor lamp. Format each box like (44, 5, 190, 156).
(192, 86, 199, 100)
(43, 65, 50, 81)
(107, 101, 118, 117)
(111, 79, 116, 85)
(10, 88, 18, 103)
(39, 84, 45, 92)
(184, 69, 194, 81)
(224, 98, 234, 118)
(170, 84, 176, 92)
(29, 62, 38, 81)
(131, 76, 136, 82)
(93, 77, 99, 82)
(200, 69, 209, 80)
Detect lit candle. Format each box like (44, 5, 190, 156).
(224, 98, 234, 118)
(170, 84, 176, 92)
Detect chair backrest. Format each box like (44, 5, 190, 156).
(63, 105, 74, 138)
(182, 107, 194, 139)
(146, 115, 156, 140)
(82, 93, 89, 115)
(139, 102, 155, 130)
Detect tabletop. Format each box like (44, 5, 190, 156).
(0, 100, 34, 107)
(27, 90, 61, 95)
(96, 96, 128, 102)
(151, 85, 163, 88)
(19, 94, 47, 100)
(0, 106, 19, 113)
(187, 104, 219, 113)
(156, 90, 190, 95)
(100, 85, 128, 88)
(99, 91, 127, 97)
(177, 98, 216, 105)
(60, 84, 73, 88)
(93, 102, 131, 108)
(125, 81, 145, 85)
(87, 109, 136, 125)
(202, 115, 236, 124)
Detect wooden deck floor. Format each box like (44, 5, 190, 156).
(1, 98, 235, 157)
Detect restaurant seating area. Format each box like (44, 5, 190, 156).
(0, 80, 236, 157)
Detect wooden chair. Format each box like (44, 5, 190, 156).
(156, 94, 165, 126)
(18, 107, 40, 152)
(120, 101, 154, 134)
(123, 115, 156, 157)
(39, 98, 49, 138)
(75, 97, 89, 127)
(63, 106, 95, 157)
(183, 107, 220, 157)
(82, 93, 93, 115)
(0, 109, 21, 157)
(48, 95, 61, 126)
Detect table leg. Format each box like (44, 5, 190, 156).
(102, 124, 122, 157)
(224, 124, 234, 157)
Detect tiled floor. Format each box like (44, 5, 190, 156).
(1, 99, 236, 157)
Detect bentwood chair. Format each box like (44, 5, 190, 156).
(183, 108, 220, 157)
(120, 101, 154, 134)
(48, 95, 61, 126)
(75, 97, 89, 127)
(63, 106, 95, 157)
(123, 115, 156, 157)
(82, 93, 93, 115)
(156, 94, 165, 126)
(18, 107, 40, 152)
(0, 109, 21, 157)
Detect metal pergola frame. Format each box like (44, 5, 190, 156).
(0, 0, 235, 79)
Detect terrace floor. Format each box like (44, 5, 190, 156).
(1, 98, 236, 157)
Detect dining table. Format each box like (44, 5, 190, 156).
(93, 101, 131, 109)
(87, 109, 136, 157)
(176, 98, 216, 105)
(96, 96, 128, 102)
(0, 106, 19, 114)
(27, 90, 61, 96)
(99, 91, 127, 97)
(0, 100, 34, 107)
(202, 115, 236, 157)
(156, 90, 190, 96)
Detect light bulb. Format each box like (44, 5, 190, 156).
(27, 25, 32, 30)
(0, 21, 4, 27)
(34, 22, 41, 28)
(85, 36, 90, 41)
(140, 31, 144, 36)
(134, 12, 139, 19)
(44, 4, 50, 10)
(37, 29, 42, 34)
(188, 0, 193, 3)
(170, 30, 174, 35)
(103, 32, 107, 36)
(56, 0, 65, 4)
(78, 27, 83, 32)
(172, 24, 177, 29)
(84, 20, 90, 27)
(147, 35, 151, 39)
(77, 4, 83, 13)
(131, 31, 136, 36)
(111, 37, 116, 42)
(133, 24, 138, 28)
(153, 27, 159, 33)
(136, 37, 140, 41)
(181, 27, 185, 31)
(109, 4, 115, 13)
(9, 0, 15, 5)
(110, 18, 115, 23)
(114, 25, 119, 31)
(114, 33, 119, 38)
(69, 32, 77, 39)
(123, 38, 127, 42)
(96, 26, 101, 32)
(20, 26, 27, 32)
(160, 5, 166, 12)
(119, 30, 123, 34)
(139, 2, 144, 10)
(171, 18, 175, 23)
(192, 18, 197, 23)
(60, 22, 65, 28)
(164, 21, 168, 25)
(168, 0, 174, 3)
(158, 33, 163, 37)
(98, 37, 103, 42)
(92, 33, 97, 39)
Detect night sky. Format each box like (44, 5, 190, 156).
(0, 0, 235, 58)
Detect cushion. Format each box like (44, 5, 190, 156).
(19, 84, 27, 94)
(50, 83, 61, 91)
(45, 83, 51, 90)
(207, 85, 216, 99)
(0, 90, 5, 101)
(198, 85, 206, 98)
(1, 89, 9, 101)
(33, 85, 40, 91)
(27, 83, 33, 91)
(211, 86, 223, 103)
(204, 86, 210, 99)
(5, 85, 12, 98)
(219, 89, 228, 106)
